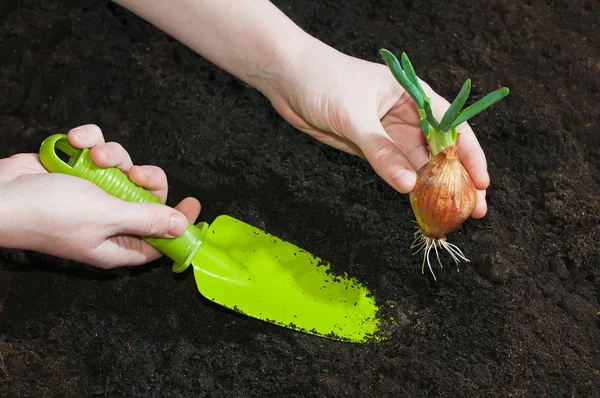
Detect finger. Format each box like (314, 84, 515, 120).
(67, 124, 106, 148)
(353, 121, 417, 194)
(309, 129, 365, 157)
(95, 236, 163, 268)
(383, 121, 430, 171)
(111, 200, 189, 238)
(471, 189, 488, 219)
(174, 197, 201, 223)
(96, 197, 202, 268)
(426, 87, 490, 191)
(89, 142, 134, 174)
(455, 125, 490, 190)
(128, 165, 169, 202)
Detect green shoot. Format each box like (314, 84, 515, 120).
(450, 87, 510, 129)
(379, 49, 424, 108)
(420, 118, 432, 140)
(400, 52, 426, 99)
(439, 79, 471, 132)
(379, 48, 509, 156)
(423, 98, 440, 130)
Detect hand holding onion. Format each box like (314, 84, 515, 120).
(380, 50, 509, 280)
(107, 0, 499, 278)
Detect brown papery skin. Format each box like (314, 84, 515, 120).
(409, 145, 477, 239)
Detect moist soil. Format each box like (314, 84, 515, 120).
(1, 0, 599, 396)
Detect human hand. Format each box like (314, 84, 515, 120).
(262, 42, 489, 219)
(0, 124, 201, 268)
(109, 0, 487, 217)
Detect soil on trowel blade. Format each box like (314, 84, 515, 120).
(1, 0, 599, 396)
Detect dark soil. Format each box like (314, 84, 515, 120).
(1, 0, 599, 396)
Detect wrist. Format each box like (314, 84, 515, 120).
(251, 32, 340, 108)
(244, 26, 315, 100)
(0, 181, 37, 251)
(0, 183, 17, 249)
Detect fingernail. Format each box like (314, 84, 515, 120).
(143, 166, 153, 179)
(69, 127, 84, 137)
(392, 168, 416, 193)
(169, 214, 187, 236)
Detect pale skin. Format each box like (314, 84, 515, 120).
(0, 125, 201, 268)
(0, 0, 489, 268)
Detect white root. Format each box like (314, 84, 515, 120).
(411, 228, 470, 281)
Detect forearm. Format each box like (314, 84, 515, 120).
(113, 0, 319, 98)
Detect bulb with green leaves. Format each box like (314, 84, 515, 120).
(379, 49, 509, 280)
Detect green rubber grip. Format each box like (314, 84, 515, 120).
(38, 134, 207, 272)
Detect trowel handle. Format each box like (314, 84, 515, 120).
(38, 134, 205, 272)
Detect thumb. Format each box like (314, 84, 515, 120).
(353, 121, 417, 194)
(112, 200, 189, 238)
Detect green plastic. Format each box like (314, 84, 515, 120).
(193, 215, 387, 342)
(38, 133, 206, 272)
(38, 134, 390, 343)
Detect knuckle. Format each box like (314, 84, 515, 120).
(101, 142, 132, 168)
(104, 142, 122, 155)
(372, 141, 398, 163)
(145, 208, 170, 236)
(152, 166, 168, 183)
(7, 153, 33, 163)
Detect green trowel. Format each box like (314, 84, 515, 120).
(38, 134, 390, 343)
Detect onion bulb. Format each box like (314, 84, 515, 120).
(380, 49, 509, 279)
(409, 144, 477, 279)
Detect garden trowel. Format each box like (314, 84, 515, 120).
(38, 134, 390, 343)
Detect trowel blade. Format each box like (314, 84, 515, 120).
(190, 215, 390, 343)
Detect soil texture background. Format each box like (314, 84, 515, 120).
(1, 0, 599, 396)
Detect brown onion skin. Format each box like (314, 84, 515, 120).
(409, 145, 477, 239)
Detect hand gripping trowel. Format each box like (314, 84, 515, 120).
(38, 134, 391, 343)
